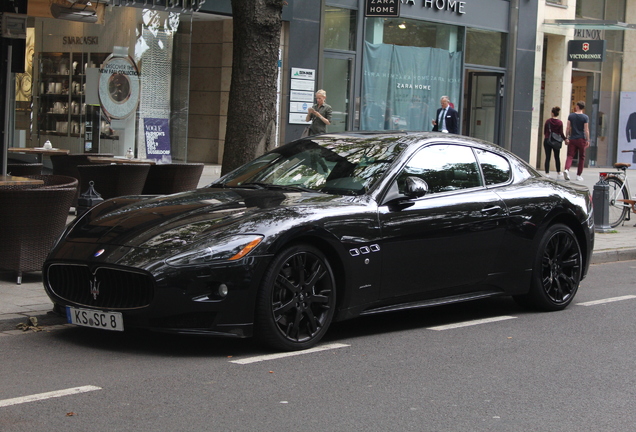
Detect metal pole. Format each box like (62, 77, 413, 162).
(2, 44, 11, 176)
(503, 0, 519, 152)
(593, 178, 612, 233)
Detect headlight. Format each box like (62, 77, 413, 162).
(165, 235, 263, 267)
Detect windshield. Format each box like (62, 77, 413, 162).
(215, 136, 407, 195)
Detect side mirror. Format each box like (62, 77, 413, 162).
(404, 176, 429, 199)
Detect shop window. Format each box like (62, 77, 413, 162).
(604, 29, 624, 52)
(365, 18, 463, 52)
(361, 17, 463, 132)
(604, 0, 626, 22)
(29, 7, 189, 162)
(324, 7, 356, 51)
(576, 0, 605, 19)
(577, 0, 626, 21)
(465, 29, 506, 68)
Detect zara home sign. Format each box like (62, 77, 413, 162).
(401, 0, 466, 15)
(366, 0, 400, 17)
(366, 0, 467, 18)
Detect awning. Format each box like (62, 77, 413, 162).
(544, 19, 636, 31)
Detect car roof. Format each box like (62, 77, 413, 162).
(309, 131, 508, 153)
(305, 131, 541, 181)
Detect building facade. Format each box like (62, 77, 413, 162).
(2, 0, 634, 170)
(283, 0, 536, 160)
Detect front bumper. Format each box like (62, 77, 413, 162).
(43, 253, 273, 338)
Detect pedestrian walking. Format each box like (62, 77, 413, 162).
(543, 106, 567, 179)
(564, 101, 590, 181)
(431, 96, 459, 134)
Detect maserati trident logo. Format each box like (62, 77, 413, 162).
(90, 275, 101, 300)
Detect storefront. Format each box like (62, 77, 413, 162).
(538, 0, 631, 170)
(3, 0, 296, 168)
(5, 0, 201, 165)
(283, 0, 538, 160)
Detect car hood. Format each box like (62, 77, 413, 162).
(64, 187, 359, 251)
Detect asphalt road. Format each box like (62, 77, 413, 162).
(2, 260, 636, 431)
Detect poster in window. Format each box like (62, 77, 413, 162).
(144, 118, 171, 163)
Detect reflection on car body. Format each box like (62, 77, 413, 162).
(44, 132, 594, 351)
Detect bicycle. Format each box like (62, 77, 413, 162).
(599, 149, 636, 227)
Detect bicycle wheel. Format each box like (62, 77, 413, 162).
(606, 176, 629, 228)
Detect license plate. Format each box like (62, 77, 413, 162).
(66, 307, 124, 331)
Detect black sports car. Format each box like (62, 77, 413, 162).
(44, 132, 594, 351)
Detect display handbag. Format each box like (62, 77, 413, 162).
(548, 123, 563, 149)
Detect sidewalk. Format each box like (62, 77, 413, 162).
(561, 166, 636, 263)
(1, 164, 635, 332)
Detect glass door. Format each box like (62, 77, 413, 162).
(572, 71, 600, 166)
(464, 71, 504, 144)
(323, 53, 354, 133)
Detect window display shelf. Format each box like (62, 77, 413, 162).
(36, 51, 115, 143)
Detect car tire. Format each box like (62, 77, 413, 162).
(254, 243, 336, 351)
(514, 224, 582, 311)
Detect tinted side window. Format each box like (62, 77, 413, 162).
(475, 149, 511, 185)
(398, 145, 482, 194)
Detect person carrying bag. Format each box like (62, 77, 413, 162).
(547, 123, 564, 149)
(543, 106, 568, 179)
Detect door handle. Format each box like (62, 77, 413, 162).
(481, 205, 501, 215)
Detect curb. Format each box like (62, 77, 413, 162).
(591, 248, 636, 265)
(0, 311, 66, 334)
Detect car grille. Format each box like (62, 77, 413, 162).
(47, 264, 155, 310)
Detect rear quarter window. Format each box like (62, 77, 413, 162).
(475, 149, 511, 185)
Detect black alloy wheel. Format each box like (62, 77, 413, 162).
(255, 244, 336, 351)
(515, 224, 582, 311)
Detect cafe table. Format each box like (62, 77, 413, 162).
(8, 147, 70, 163)
(87, 156, 156, 165)
(0, 175, 45, 187)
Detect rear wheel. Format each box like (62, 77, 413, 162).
(606, 176, 629, 228)
(515, 224, 582, 311)
(254, 244, 336, 351)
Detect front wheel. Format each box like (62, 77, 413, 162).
(254, 244, 336, 351)
(515, 224, 582, 311)
(606, 176, 629, 228)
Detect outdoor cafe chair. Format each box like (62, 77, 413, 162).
(6, 163, 43, 176)
(0, 186, 77, 284)
(142, 163, 204, 195)
(24, 174, 78, 189)
(77, 163, 150, 200)
(50, 153, 114, 205)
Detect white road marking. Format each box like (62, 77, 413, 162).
(577, 295, 636, 306)
(427, 316, 517, 331)
(230, 343, 350, 364)
(0, 385, 102, 408)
